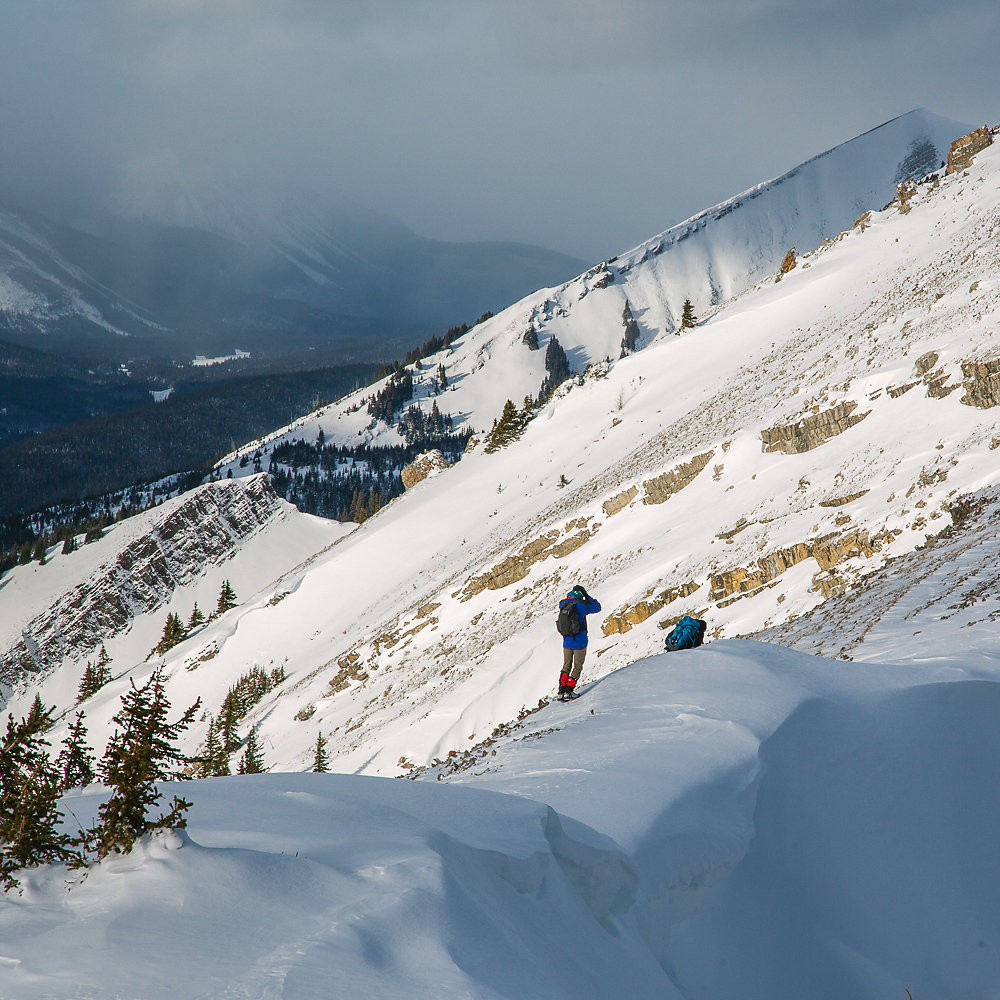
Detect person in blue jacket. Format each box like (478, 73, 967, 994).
(557, 585, 601, 700)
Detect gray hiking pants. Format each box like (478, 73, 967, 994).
(562, 646, 587, 682)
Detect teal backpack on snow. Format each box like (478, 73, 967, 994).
(665, 615, 706, 651)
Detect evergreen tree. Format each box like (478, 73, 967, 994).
(217, 696, 242, 756)
(485, 400, 521, 453)
(522, 325, 540, 351)
(198, 717, 230, 777)
(187, 603, 206, 632)
(90, 669, 199, 859)
(32, 537, 47, 565)
(77, 662, 97, 704)
(77, 646, 113, 703)
(0, 709, 80, 891)
(56, 711, 96, 791)
(620, 301, 641, 358)
(680, 298, 697, 331)
(26, 694, 50, 732)
(539, 335, 571, 400)
(238, 727, 265, 774)
(312, 732, 329, 773)
(214, 581, 237, 617)
(153, 613, 186, 657)
(61, 536, 78, 555)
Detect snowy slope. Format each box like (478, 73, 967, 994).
(1, 638, 998, 999)
(2, 118, 997, 785)
(214, 107, 969, 466)
(1, 116, 1000, 1000)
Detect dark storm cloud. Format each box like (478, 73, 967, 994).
(0, 1, 997, 259)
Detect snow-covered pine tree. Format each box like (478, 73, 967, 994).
(539, 336, 571, 400)
(153, 613, 186, 657)
(77, 646, 112, 703)
(216, 696, 241, 756)
(199, 717, 231, 777)
(26, 694, 49, 732)
(90, 669, 199, 859)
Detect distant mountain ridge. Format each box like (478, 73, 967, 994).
(0, 191, 586, 363)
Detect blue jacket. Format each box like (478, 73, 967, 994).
(560, 596, 602, 649)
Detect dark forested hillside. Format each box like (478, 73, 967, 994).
(0, 364, 375, 516)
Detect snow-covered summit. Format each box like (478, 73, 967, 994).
(221, 108, 968, 466)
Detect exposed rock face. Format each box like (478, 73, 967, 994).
(709, 528, 894, 606)
(946, 127, 994, 175)
(775, 248, 797, 281)
(401, 450, 451, 489)
(819, 490, 869, 508)
(602, 486, 638, 518)
(642, 451, 714, 505)
(0, 477, 284, 682)
(460, 519, 596, 600)
(601, 581, 701, 636)
(710, 543, 812, 605)
(960, 357, 1000, 409)
(761, 401, 869, 455)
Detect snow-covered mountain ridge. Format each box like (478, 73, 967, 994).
(214, 108, 968, 470)
(0, 192, 586, 363)
(2, 117, 998, 786)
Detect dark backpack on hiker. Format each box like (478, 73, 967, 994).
(665, 615, 706, 651)
(556, 599, 584, 637)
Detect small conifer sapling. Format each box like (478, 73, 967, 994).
(312, 732, 329, 773)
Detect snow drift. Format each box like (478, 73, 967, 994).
(1, 640, 998, 999)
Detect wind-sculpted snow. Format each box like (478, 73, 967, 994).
(1, 641, 998, 999)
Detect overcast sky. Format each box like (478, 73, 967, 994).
(1, 0, 997, 260)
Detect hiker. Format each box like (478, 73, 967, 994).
(556, 585, 601, 700)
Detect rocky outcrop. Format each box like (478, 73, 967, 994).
(0, 477, 284, 682)
(761, 401, 869, 454)
(460, 519, 596, 600)
(819, 490, 869, 508)
(642, 452, 714, 505)
(326, 651, 369, 694)
(709, 528, 894, 606)
(946, 127, 994, 175)
(913, 351, 960, 398)
(602, 486, 638, 518)
(710, 543, 812, 605)
(775, 248, 797, 281)
(601, 582, 701, 636)
(401, 450, 450, 489)
(960, 357, 1000, 409)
